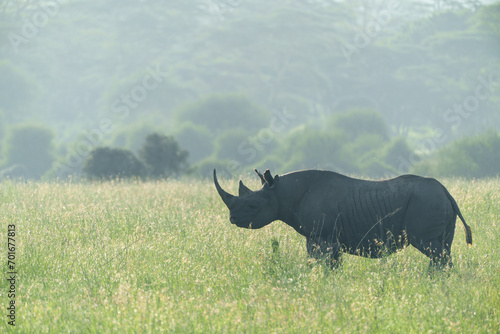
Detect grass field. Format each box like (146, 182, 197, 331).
(1, 177, 499, 333)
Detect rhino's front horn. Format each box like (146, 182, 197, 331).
(213, 169, 235, 207)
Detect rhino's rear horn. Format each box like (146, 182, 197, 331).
(213, 169, 235, 207)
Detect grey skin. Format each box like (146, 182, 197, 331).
(214, 169, 473, 268)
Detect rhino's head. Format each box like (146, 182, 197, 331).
(214, 169, 279, 229)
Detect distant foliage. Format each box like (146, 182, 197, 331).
(83, 133, 189, 180)
(414, 130, 500, 178)
(3, 1, 500, 180)
(0, 109, 4, 150)
(1, 124, 54, 179)
(381, 137, 414, 169)
(279, 127, 357, 173)
(84, 147, 145, 180)
(174, 122, 214, 164)
(0, 61, 37, 118)
(175, 94, 270, 133)
(138, 133, 189, 179)
(193, 109, 417, 179)
(327, 109, 389, 141)
(213, 129, 251, 165)
(195, 158, 236, 179)
(111, 122, 165, 152)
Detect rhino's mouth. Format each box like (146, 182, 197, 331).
(230, 216, 253, 229)
(235, 221, 252, 229)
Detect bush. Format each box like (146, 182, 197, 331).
(213, 129, 252, 166)
(381, 137, 414, 170)
(0, 164, 29, 180)
(343, 133, 385, 157)
(358, 158, 396, 179)
(83, 147, 145, 180)
(193, 158, 238, 179)
(414, 130, 500, 178)
(1, 123, 55, 179)
(0, 61, 37, 117)
(138, 133, 189, 178)
(0, 109, 4, 148)
(174, 123, 214, 163)
(279, 127, 357, 173)
(174, 93, 270, 133)
(327, 109, 389, 141)
(110, 122, 165, 152)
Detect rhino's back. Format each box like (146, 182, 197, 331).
(294, 172, 426, 252)
(333, 174, 451, 255)
(334, 179, 412, 253)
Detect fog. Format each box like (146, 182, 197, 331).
(0, 0, 499, 180)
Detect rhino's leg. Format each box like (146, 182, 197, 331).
(306, 238, 342, 268)
(441, 215, 456, 268)
(411, 238, 453, 269)
(326, 244, 342, 269)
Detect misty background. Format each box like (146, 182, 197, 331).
(0, 0, 499, 180)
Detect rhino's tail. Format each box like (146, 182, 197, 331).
(443, 186, 473, 245)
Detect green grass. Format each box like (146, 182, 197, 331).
(0, 178, 499, 333)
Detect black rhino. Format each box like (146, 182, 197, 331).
(214, 169, 472, 268)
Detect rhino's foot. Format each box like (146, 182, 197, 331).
(412, 238, 454, 270)
(326, 256, 343, 269)
(429, 254, 453, 270)
(306, 238, 342, 269)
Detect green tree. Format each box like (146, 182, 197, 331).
(414, 130, 500, 178)
(83, 147, 145, 180)
(0, 61, 38, 120)
(2, 124, 55, 179)
(327, 109, 389, 141)
(138, 133, 189, 179)
(174, 94, 270, 133)
(213, 129, 251, 166)
(280, 126, 356, 173)
(174, 122, 214, 164)
(380, 137, 414, 173)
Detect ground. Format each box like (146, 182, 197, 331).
(0, 178, 498, 333)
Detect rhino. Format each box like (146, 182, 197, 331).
(214, 168, 472, 268)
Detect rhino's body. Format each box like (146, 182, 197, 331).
(214, 169, 472, 267)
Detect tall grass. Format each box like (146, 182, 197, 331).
(0, 178, 498, 333)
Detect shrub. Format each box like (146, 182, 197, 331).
(138, 133, 189, 179)
(83, 147, 145, 180)
(358, 158, 396, 179)
(414, 130, 500, 178)
(0, 60, 37, 116)
(381, 137, 414, 170)
(194, 158, 238, 179)
(327, 109, 389, 141)
(174, 93, 270, 133)
(110, 122, 165, 152)
(213, 129, 252, 166)
(0, 109, 4, 147)
(279, 127, 357, 173)
(1, 123, 55, 179)
(174, 122, 214, 163)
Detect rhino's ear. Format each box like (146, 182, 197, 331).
(238, 180, 252, 197)
(263, 169, 273, 184)
(268, 175, 279, 189)
(254, 169, 266, 185)
(263, 169, 278, 189)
